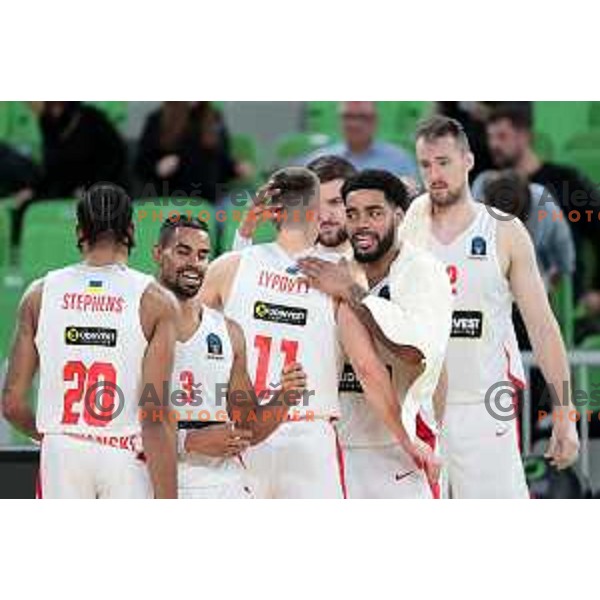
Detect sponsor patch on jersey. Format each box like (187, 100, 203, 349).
(86, 280, 105, 294)
(450, 311, 483, 338)
(338, 363, 364, 393)
(469, 236, 487, 258)
(65, 326, 117, 347)
(253, 301, 307, 326)
(206, 333, 223, 359)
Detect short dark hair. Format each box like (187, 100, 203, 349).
(415, 115, 471, 152)
(76, 183, 134, 251)
(341, 169, 409, 211)
(487, 104, 533, 131)
(306, 155, 357, 184)
(270, 167, 319, 209)
(482, 170, 531, 223)
(158, 214, 210, 247)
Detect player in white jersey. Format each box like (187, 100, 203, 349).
(400, 115, 579, 498)
(201, 167, 426, 498)
(1, 184, 179, 498)
(153, 215, 306, 499)
(297, 169, 452, 499)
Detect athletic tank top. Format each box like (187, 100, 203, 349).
(171, 305, 234, 422)
(430, 203, 525, 404)
(35, 263, 152, 435)
(224, 242, 342, 419)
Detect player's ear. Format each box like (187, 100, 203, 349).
(465, 151, 475, 173)
(394, 207, 405, 227)
(152, 243, 162, 264)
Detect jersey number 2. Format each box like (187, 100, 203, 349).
(62, 361, 117, 427)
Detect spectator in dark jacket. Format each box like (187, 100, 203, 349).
(135, 102, 242, 203)
(485, 104, 600, 298)
(37, 101, 127, 198)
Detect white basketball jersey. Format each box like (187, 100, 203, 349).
(35, 263, 153, 435)
(225, 242, 342, 419)
(430, 203, 525, 404)
(337, 245, 445, 448)
(171, 305, 234, 422)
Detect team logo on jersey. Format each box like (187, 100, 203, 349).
(470, 236, 487, 258)
(378, 284, 391, 300)
(65, 326, 117, 347)
(86, 280, 105, 294)
(206, 333, 223, 358)
(253, 301, 308, 326)
(450, 311, 483, 338)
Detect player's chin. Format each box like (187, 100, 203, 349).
(317, 229, 346, 248)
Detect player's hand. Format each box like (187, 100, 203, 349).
(156, 154, 180, 179)
(279, 362, 307, 405)
(546, 419, 579, 470)
(408, 439, 441, 488)
(238, 181, 283, 239)
(297, 257, 356, 300)
(184, 423, 252, 458)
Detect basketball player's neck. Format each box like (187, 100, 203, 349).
(430, 186, 478, 243)
(82, 241, 128, 267)
(362, 242, 401, 289)
(277, 228, 317, 255)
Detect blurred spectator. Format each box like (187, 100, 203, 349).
(37, 101, 127, 198)
(0, 142, 39, 199)
(302, 101, 418, 179)
(480, 170, 575, 289)
(482, 104, 600, 297)
(135, 102, 245, 203)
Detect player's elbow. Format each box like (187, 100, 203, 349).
(1, 391, 21, 423)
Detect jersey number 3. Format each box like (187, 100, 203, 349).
(62, 361, 117, 427)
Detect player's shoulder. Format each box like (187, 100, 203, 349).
(141, 280, 180, 317)
(207, 249, 243, 273)
(398, 240, 446, 276)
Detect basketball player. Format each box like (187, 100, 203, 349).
(297, 169, 453, 498)
(401, 115, 580, 498)
(201, 167, 427, 498)
(1, 184, 178, 498)
(154, 215, 307, 499)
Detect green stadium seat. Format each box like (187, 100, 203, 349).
(576, 334, 600, 414)
(588, 102, 600, 128)
(219, 193, 277, 253)
(533, 131, 554, 161)
(231, 134, 259, 168)
(128, 198, 217, 274)
(0, 266, 25, 361)
(0, 201, 11, 268)
(87, 101, 129, 130)
(305, 102, 338, 136)
(0, 102, 42, 164)
(275, 132, 331, 164)
(562, 131, 600, 183)
(550, 275, 575, 348)
(20, 200, 80, 282)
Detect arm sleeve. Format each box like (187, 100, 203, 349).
(361, 251, 453, 367)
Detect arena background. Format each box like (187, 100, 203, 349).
(0, 100, 598, 498)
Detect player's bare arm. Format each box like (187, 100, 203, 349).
(199, 251, 242, 310)
(502, 218, 579, 469)
(139, 282, 179, 498)
(225, 318, 307, 445)
(336, 302, 438, 482)
(1, 279, 43, 441)
(433, 361, 448, 426)
(298, 256, 424, 365)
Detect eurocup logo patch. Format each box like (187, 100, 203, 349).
(470, 236, 487, 258)
(206, 333, 223, 358)
(286, 264, 301, 275)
